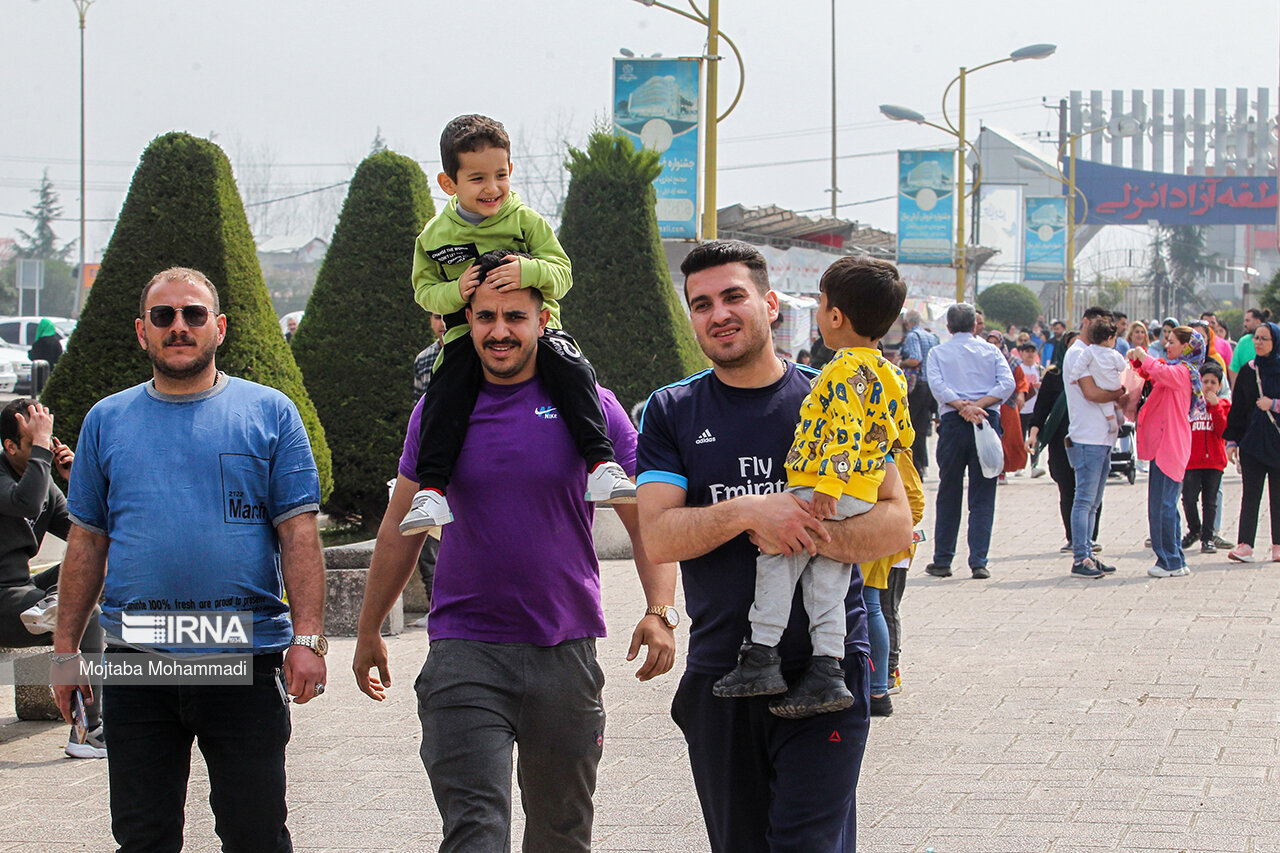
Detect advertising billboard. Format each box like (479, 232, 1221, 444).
(613, 57, 701, 239)
(1024, 196, 1067, 281)
(1073, 159, 1278, 226)
(896, 150, 955, 265)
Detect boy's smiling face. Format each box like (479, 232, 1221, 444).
(438, 145, 512, 218)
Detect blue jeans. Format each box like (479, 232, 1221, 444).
(862, 587, 889, 695)
(1065, 442, 1111, 564)
(932, 411, 999, 569)
(1149, 464, 1185, 571)
(102, 653, 292, 852)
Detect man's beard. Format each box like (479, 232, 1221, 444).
(149, 332, 217, 380)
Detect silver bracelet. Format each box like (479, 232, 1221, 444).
(48, 651, 82, 664)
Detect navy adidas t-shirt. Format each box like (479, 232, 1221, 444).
(637, 362, 870, 675)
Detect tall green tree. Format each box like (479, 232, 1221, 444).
(41, 132, 333, 499)
(976, 282, 1041, 329)
(16, 169, 75, 262)
(559, 132, 706, 410)
(291, 151, 434, 529)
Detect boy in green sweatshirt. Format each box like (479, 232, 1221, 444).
(400, 114, 634, 533)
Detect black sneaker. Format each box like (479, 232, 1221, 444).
(1071, 561, 1104, 578)
(970, 566, 991, 579)
(1059, 541, 1073, 553)
(1201, 540, 1217, 554)
(925, 563, 952, 578)
(870, 694, 894, 717)
(1181, 532, 1198, 548)
(712, 643, 787, 698)
(1212, 534, 1232, 549)
(1094, 559, 1116, 574)
(1091, 542, 1103, 553)
(768, 657, 854, 719)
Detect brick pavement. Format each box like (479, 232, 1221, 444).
(2, 468, 1279, 852)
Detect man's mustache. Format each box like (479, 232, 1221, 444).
(164, 332, 197, 346)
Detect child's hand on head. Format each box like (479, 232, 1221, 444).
(486, 256, 524, 292)
(458, 264, 482, 301)
(808, 491, 838, 521)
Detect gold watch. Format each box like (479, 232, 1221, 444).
(289, 634, 329, 657)
(645, 605, 680, 629)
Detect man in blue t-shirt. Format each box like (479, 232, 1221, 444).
(636, 240, 913, 853)
(52, 267, 325, 853)
(353, 279, 677, 851)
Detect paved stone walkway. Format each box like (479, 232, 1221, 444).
(2, 467, 1278, 851)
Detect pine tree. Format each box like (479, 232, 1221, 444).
(16, 170, 75, 262)
(558, 132, 706, 410)
(291, 151, 434, 529)
(41, 132, 333, 499)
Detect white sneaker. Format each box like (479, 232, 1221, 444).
(585, 462, 636, 504)
(1031, 467, 1047, 478)
(400, 490, 453, 535)
(1147, 565, 1191, 578)
(65, 724, 106, 759)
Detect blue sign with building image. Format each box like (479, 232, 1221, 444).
(613, 57, 701, 239)
(1023, 196, 1067, 281)
(896, 150, 955, 265)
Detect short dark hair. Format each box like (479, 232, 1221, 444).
(1200, 311, 1217, 321)
(472, 249, 542, 306)
(1087, 316, 1117, 345)
(1082, 305, 1113, 322)
(818, 257, 906, 341)
(440, 114, 510, 181)
(680, 240, 770, 299)
(139, 267, 220, 318)
(1200, 361, 1224, 382)
(0, 398, 37, 449)
(1115, 312, 1128, 321)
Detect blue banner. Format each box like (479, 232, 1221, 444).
(1023, 196, 1067, 281)
(896, 150, 955, 265)
(1073, 159, 1279, 226)
(613, 57, 701, 239)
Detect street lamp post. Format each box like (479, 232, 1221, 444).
(630, 0, 744, 240)
(72, 0, 94, 318)
(880, 43, 1056, 303)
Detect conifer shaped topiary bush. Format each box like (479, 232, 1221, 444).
(291, 151, 435, 528)
(558, 131, 706, 410)
(41, 132, 333, 499)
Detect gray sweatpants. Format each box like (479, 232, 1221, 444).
(749, 486, 873, 659)
(415, 637, 605, 853)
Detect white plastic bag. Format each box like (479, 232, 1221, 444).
(974, 420, 1004, 479)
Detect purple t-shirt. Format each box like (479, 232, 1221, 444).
(399, 378, 637, 645)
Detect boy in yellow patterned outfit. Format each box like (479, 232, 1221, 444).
(714, 256, 914, 718)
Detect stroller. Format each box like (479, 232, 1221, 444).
(1110, 422, 1137, 484)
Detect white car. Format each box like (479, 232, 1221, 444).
(0, 316, 76, 350)
(0, 343, 27, 394)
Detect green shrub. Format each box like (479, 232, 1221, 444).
(1258, 269, 1280, 321)
(1218, 308, 1244, 341)
(977, 282, 1042, 330)
(558, 132, 706, 410)
(41, 132, 332, 499)
(291, 151, 434, 529)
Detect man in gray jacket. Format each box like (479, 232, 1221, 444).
(0, 398, 106, 757)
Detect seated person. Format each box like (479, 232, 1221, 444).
(0, 398, 105, 758)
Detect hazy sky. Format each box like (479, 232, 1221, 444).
(4, 0, 1277, 266)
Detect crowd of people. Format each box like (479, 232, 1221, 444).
(2, 108, 1273, 853)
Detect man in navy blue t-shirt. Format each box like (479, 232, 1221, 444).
(636, 240, 914, 853)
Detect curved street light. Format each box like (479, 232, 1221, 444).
(880, 43, 1056, 302)
(630, 0, 745, 239)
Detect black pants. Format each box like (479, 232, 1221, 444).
(672, 657, 868, 853)
(882, 565, 908, 676)
(0, 564, 106, 727)
(1181, 468, 1224, 542)
(415, 329, 614, 492)
(907, 381, 933, 475)
(104, 651, 292, 852)
(1237, 453, 1280, 547)
(1047, 441, 1102, 543)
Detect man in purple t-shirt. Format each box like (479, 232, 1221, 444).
(353, 281, 677, 852)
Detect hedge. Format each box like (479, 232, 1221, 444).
(558, 132, 706, 411)
(291, 151, 435, 529)
(976, 282, 1042, 330)
(41, 132, 333, 499)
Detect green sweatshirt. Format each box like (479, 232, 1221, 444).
(411, 191, 572, 349)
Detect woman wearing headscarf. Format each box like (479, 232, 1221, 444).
(28, 318, 62, 370)
(1224, 321, 1280, 562)
(1026, 331, 1102, 552)
(987, 331, 1029, 475)
(1129, 326, 1203, 577)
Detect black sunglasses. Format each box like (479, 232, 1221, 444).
(147, 305, 211, 328)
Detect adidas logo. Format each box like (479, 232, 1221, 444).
(695, 429, 716, 445)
